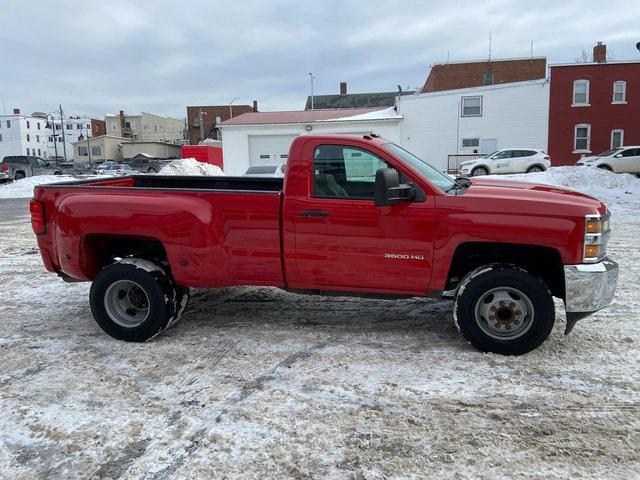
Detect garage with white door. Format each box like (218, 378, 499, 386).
(248, 134, 299, 166)
(220, 108, 403, 176)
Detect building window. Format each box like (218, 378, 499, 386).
(36, 135, 40, 142)
(574, 124, 591, 152)
(6, 120, 10, 128)
(37, 122, 41, 130)
(111, 124, 116, 130)
(66, 124, 72, 130)
(86, 123, 90, 129)
(26, 120, 30, 129)
(461, 96, 482, 116)
(38, 148, 41, 156)
(26, 148, 30, 155)
(612, 81, 626, 103)
(483, 73, 494, 86)
(91, 146, 101, 156)
(611, 129, 624, 149)
(77, 124, 82, 130)
(26, 134, 30, 142)
(573, 80, 590, 106)
(462, 138, 480, 148)
(78, 146, 88, 156)
(0, 134, 2, 141)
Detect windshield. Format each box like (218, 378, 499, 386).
(384, 143, 454, 192)
(598, 148, 622, 157)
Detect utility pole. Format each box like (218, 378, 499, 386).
(47, 113, 58, 160)
(308, 73, 315, 109)
(198, 108, 205, 142)
(59, 104, 67, 161)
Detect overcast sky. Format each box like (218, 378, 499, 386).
(2, 0, 639, 120)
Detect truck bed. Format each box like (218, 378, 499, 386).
(33, 174, 286, 289)
(41, 174, 283, 193)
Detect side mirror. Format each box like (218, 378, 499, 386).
(374, 168, 416, 206)
(614, 154, 622, 158)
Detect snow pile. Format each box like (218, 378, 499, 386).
(489, 166, 640, 215)
(159, 158, 224, 176)
(0, 175, 77, 199)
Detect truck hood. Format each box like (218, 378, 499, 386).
(465, 177, 604, 212)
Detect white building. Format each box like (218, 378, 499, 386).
(50, 117, 93, 160)
(105, 112, 183, 144)
(0, 110, 52, 160)
(220, 108, 402, 176)
(395, 79, 549, 171)
(220, 79, 549, 174)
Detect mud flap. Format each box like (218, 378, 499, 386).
(565, 312, 592, 335)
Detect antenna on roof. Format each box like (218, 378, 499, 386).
(530, 40, 534, 60)
(397, 84, 403, 92)
(447, 51, 450, 65)
(488, 31, 492, 62)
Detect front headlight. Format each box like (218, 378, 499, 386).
(583, 212, 610, 263)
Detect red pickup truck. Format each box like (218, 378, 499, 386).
(30, 135, 619, 354)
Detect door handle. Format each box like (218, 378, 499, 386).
(300, 210, 329, 217)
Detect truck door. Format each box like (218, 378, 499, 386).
(491, 150, 514, 173)
(288, 143, 435, 294)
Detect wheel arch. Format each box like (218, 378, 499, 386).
(80, 233, 170, 280)
(445, 242, 565, 299)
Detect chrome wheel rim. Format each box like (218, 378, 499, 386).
(529, 167, 542, 172)
(104, 280, 150, 328)
(472, 168, 487, 176)
(474, 287, 534, 340)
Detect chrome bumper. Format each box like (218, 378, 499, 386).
(563, 257, 619, 333)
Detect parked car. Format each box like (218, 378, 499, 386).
(125, 156, 171, 174)
(96, 163, 138, 176)
(459, 149, 551, 176)
(1, 155, 63, 180)
(30, 134, 618, 355)
(576, 146, 640, 175)
(243, 165, 285, 177)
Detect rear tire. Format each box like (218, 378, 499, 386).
(14, 171, 26, 180)
(526, 165, 544, 173)
(454, 265, 555, 355)
(90, 258, 189, 342)
(147, 168, 157, 173)
(471, 166, 489, 176)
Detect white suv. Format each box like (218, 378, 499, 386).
(576, 146, 640, 175)
(459, 149, 551, 176)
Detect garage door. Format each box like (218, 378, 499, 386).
(249, 134, 299, 167)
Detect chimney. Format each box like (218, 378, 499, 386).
(252, 100, 258, 112)
(340, 82, 348, 95)
(593, 41, 607, 63)
(13, 108, 20, 115)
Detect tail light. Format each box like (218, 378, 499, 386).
(30, 200, 46, 235)
(2, 163, 8, 172)
(543, 156, 550, 160)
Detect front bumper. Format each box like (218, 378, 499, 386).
(563, 257, 619, 333)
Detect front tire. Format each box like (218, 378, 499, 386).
(454, 265, 555, 355)
(471, 166, 489, 176)
(597, 164, 613, 172)
(90, 259, 189, 342)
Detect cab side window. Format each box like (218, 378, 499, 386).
(492, 150, 512, 159)
(313, 145, 393, 199)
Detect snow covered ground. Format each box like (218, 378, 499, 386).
(0, 167, 638, 478)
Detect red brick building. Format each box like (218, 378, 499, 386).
(186, 102, 257, 145)
(548, 43, 640, 165)
(421, 57, 546, 93)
